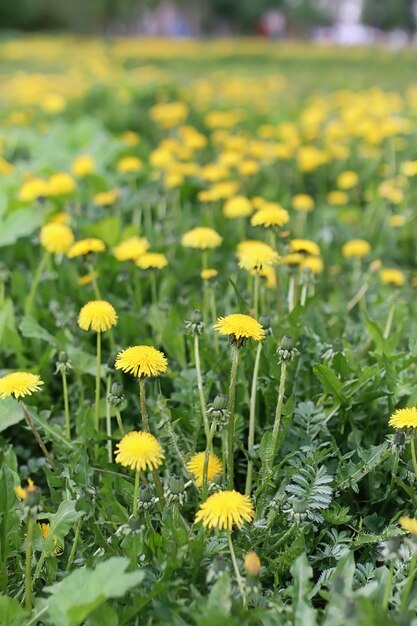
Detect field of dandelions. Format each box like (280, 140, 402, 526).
(1, 36, 417, 626)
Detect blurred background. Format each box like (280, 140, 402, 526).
(1, 0, 417, 45)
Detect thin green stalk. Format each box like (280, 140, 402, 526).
(253, 272, 260, 318)
(228, 532, 247, 608)
(401, 553, 417, 610)
(382, 561, 394, 610)
(271, 361, 288, 457)
(66, 517, 83, 571)
(115, 409, 125, 435)
(209, 286, 219, 354)
(150, 271, 157, 305)
(300, 277, 308, 307)
(411, 435, 417, 483)
(139, 378, 150, 432)
(194, 334, 210, 442)
(227, 346, 239, 490)
(287, 273, 296, 312)
(383, 301, 396, 340)
(245, 341, 262, 496)
(61, 369, 71, 440)
(94, 331, 101, 433)
(90, 267, 101, 300)
(106, 375, 112, 463)
(25, 250, 49, 316)
(202, 417, 218, 499)
(152, 470, 165, 506)
(133, 469, 140, 516)
(25, 516, 34, 611)
(20, 402, 58, 474)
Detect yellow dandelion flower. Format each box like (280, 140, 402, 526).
(51, 212, 71, 225)
(40, 223, 74, 254)
(292, 194, 315, 212)
(93, 188, 120, 206)
(181, 227, 223, 250)
(15, 478, 36, 500)
(47, 173, 76, 196)
(115, 431, 164, 471)
(78, 300, 118, 333)
(301, 256, 324, 274)
(342, 239, 371, 259)
(214, 313, 265, 342)
(0, 372, 43, 400)
(251, 205, 290, 229)
(68, 238, 105, 258)
(327, 191, 349, 206)
(389, 215, 406, 228)
(223, 196, 253, 219)
(115, 345, 168, 378)
(71, 154, 95, 178)
(186, 452, 223, 487)
(121, 131, 141, 146)
(290, 239, 320, 257)
(38, 522, 62, 554)
(280, 253, 304, 267)
(113, 236, 150, 262)
(77, 271, 99, 286)
(380, 268, 405, 287)
(389, 407, 417, 430)
(337, 170, 359, 189)
(117, 156, 142, 174)
(195, 490, 254, 531)
(237, 240, 279, 273)
(19, 178, 49, 202)
(399, 516, 417, 535)
(201, 268, 218, 281)
(244, 551, 261, 576)
(136, 252, 168, 270)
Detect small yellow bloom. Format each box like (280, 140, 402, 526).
(380, 268, 405, 287)
(38, 522, 62, 554)
(237, 240, 279, 273)
(244, 551, 261, 576)
(389, 407, 417, 429)
(0, 372, 43, 400)
(301, 256, 324, 274)
(19, 178, 49, 202)
(201, 268, 218, 281)
(115, 431, 164, 471)
(223, 196, 253, 219)
(337, 170, 359, 189)
(280, 253, 304, 267)
(290, 239, 320, 257)
(327, 191, 349, 206)
(115, 345, 168, 378)
(389, 215, 406, 228)
(113, 236, 149, 262)
(292, 194, 314, 212)
(121, 131, 141, 146)
(399, 516, 417, 535)
(0, 157, 14, 175)
(93, 189, 120, 206)
(214, 313, 265, 342)
(77, 271, 99, 286)
(78, 300, 118, 333)
(47, 173, 76, 196)
(251, 205, 289, 229)
(342, 239, 371, 259)
(68, 238, 105, 258)
(15, 478, 36, 500)
(40, 223, 74, 254)
(117, 156, 142, 174)
(181, 227, 222, 250)
(136, 252, 168, 270)
(186, 452, 223, 487)
(71, 155, 95, 178)
(195, 490, 254, 531)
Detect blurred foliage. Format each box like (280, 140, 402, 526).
(362, 0, 416, 34)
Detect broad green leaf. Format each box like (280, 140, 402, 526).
(45, 557, 144, 626)
(291, 553, 317, 626)
(43, 501, 83, 557)
(313, 364, 345, 402)
(0, 397, 24, 432)
(0, 595, 27, 626)
(19, 316, 57, 346)
(206, 572, 231, 616)
(0, 206, 48, 247)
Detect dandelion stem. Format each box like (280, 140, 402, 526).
(382, 561, 394, 610)
(66, 517, 83, 571)
(411, 436, 417, 483)
(20, 401, 58, 473)
(150, 272, 157, 305)
(106, 375, 112, 463)
(133, 469, 140, 516)
(383, 301, 396, 340)
(202, 417, 218, 499)
(194, 334, 210, 442)
(94, 331, 101, 434)
(115, 409, 125, 435)
(287, 273, 296, 312)
(300, 277, 308, 307)
(61, 369, 71, 440)
(245, 341, 262, 496)
(25, 516, 34, 611)
(401, 553, 417, 610)
(139, 378, 150, 432)
(227, 346, 239, 489)
(271, 361, 288, 458)
(25, 250, 49, 317)
(209, 286, 219, 354)
(253, 272, 260, 318)
(227, 532, 247, 608)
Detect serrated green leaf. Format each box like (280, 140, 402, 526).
(19, 316, 57, 346)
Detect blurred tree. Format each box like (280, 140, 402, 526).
(362, 0, 416, 34)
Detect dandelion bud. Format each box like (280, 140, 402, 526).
(54, 350, 72, 374)
(207, 394, 229, 428)
(164, 475, 188, 506)
(213, 394, 227, 411)
(184, 309, 205, 335)
(278, 335, 298, 362)
(244, 551, 261, 577)
(392, 431, 406, 453)
(259, 315, 272, 335)
(107, 382, 126, 409)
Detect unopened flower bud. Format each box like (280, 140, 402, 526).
(184, 309, 204, 335)
(207, 394, 229, 428)
(244, 551, 261, 576)
(259, 315, 272, 335)
(54, 350, 72, 374)
(278, 335, 298, 362)
(107, 382, 126, 409)
(213, 394, 227, 411)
